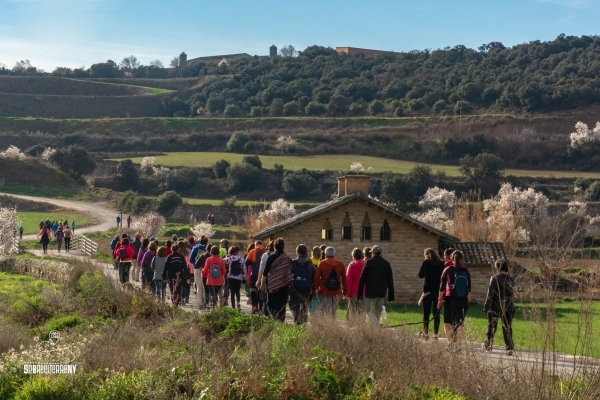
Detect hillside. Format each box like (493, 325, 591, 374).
(0, 76, 153, 96)
(0, 157, 80, 189)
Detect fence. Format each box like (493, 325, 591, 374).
(11, 237, 20, 254)
(73, 235, 99, 256)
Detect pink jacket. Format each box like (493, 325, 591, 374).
(346, 259, 364, 298)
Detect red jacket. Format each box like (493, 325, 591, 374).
(346, 259, 364, 298)
(114, 244, 135, 261)
(202, 255, 226, 286)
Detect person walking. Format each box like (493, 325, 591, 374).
(177, 241, 193, 305)
(132, 235, 144, 282)
(313, 246, 348, 318)
(127, 215, 132, 228)
(63, 225, 72, 252)
(115, 238, 135, 286)
(152, 247, 168, 301)
(71, 221, 76, 233)
(163, 244, 188, 307)
(346, 248, 365, 321)
(225, 246, 247, 311)
(55, 227, 64, 252)
(189, 235, 208, 265)
(310, 246, 321, 267)
(246, 240, 266, 314)
(219, 239, 230, 305)
(289, 244, 315, 324)
(37, 225, 51, 254)
(193, 243, 210, 309)
(202, 246, 226, 309)
(483, 259, 516, 355)
(438, 250, 471, 348)
(140, 242, 157, 291)
(418, 248, 445, 340)
(358, 245, 395, 325)
(257, 240, 275, 316)
(263, 238, 294, 322)
(18, 224, 24, 239)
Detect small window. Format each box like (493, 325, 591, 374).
(361, 212, 372, 241)
(322, 218, 333, 241)
(380, 220, 391, 241)
(341, 212, 352, 240)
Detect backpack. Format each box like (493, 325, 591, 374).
(324, 268, 340, 291)
(292, 259, 312, 289)
(56, 230, 64, 239)
(195, 252, 207, 270)
(118, 246, 129, 261)
(251, 248, 265, 277)
(210, 263, 222, 279)
(132, 241, 142, 257)
(450, 269, 469, 299)
(230, 258, 242, 276)
(64, 229, 71, 238)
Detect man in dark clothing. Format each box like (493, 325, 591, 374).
(289, 244, 316, 324)
(358, 245, 395, 324)
(483, 259, 515, 355)
(418, 249, 445, 339)
(162, 246, 188, 307)
(263, 238, 294, 322)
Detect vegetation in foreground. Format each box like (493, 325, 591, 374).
(0, 264, 599, 399)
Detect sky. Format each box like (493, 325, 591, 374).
(0, 0, 599, 71)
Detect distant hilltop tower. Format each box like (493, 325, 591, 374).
(270, 45, 277, 58)
(179, 52, 187, 67)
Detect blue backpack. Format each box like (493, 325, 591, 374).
(292, 259, 312, 289)
(451, 269, 469, 299)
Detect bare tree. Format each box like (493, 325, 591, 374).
(169, 57, 180, 68)
(279, 45, 297, 57)
(149, 59, 164, 68)
(120, 55, 140, 73)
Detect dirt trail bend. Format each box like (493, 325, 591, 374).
(1, 193, 118, 240)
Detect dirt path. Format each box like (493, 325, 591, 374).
(1, 193, 118, 240)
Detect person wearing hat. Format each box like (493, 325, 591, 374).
(313, 246, 348, 318)
(358, 245, 395, 325)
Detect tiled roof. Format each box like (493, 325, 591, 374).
(252, 192, 459, 242)
(439, 242, 509, 267)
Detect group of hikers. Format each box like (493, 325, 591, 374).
(109, 232, 515, 355)
(116, 215, 133, 229)
(35, 219, 76, 254)
(189, 214, 215, 225)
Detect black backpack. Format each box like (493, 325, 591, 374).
(293, 259, 312, 290)
(324, 268, 340, 291)
(132, 241, 142, 257)
(230, 258, 242, 276)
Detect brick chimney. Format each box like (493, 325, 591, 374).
(337, 175, 370, 197)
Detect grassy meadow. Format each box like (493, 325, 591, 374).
(18, 211, 97, 234)
(117, 152, 600, 179)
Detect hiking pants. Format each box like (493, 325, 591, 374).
(319, 295, 340, 319)
(118, 261, 131, 284)
(57, 238, 63, 252)
(207, 285, 222, 308)
(364, 297, 385, 325)
(486, 308, 515, 350)
(289, 287, 311, 324)
(132, 259, 140, 282)
(267, 286, 289, 322)
(154, 279, 166, 300)
(228, 278, 242, 308)
(64, 238, 71, 251)
(422, 292, 440, 334)
(346, 296, 364, 321)
(168, 279, 182, 306)
(194, 269, 206, 308)
(250, 275, 259, 310)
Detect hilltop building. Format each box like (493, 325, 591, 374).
(181, 45, 278, 67)
(253, 175, 507, 303)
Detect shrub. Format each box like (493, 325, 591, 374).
(408, 99, 425, 111)
(213, 159, 231, 179)
(368, 99, 385, 115)
(270, 98, 284, 116)
(223, 104, 241, 118)
(394, 107, 404, 117)
(585, 181, 600, 201)
(242, 155, 262, 169)
(454, 100, 472, 114)
(328, 94, 350, 116)
(349, 101, 365, 115)
(283, 101, 300, 116)
(155, 191, 183, 216)
(250, 106, 263, 117)
(114, 159, 139, 190)
(283, 169, 316, 200)
(221, 196, 237, 207)
(130, 196, 154, 215)
(226, 131, 250, 153)
(433, 99, 447, 112)
(305, 101, 327, 116)
(50, 145, 96, 181)
(226, 162, 260, 193)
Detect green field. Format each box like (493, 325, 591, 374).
(117, 152, 600, 179)
(18, 211, 96, 234)
(182, 197, 318, 208)
(69, 78, 174, 95)
(336, 300, 600, 356)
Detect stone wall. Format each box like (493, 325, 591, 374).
(0, 257, 75, 284)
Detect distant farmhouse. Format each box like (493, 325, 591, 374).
(179, 45, 277, 67)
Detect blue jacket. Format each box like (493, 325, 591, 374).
(189, 243, 206, 265)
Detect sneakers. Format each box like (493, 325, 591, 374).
(237, 304, 241, 311)
(482, 343, 492, 352)
(433, 335, 438, 340)
(417, 332, 429, 340)
(506, 350, 514, 356)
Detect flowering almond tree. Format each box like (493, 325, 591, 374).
(350, 162, 373, 173)
(410, 207, 452, 233)
(133, 212, 165, 238)
(192, 222, 215, 239)
(0, 207, 21, 256)
(570, 121, 600, 148)
(418, 187, 456, 211)
(259, 199, 296, 222)
(141, 157, 155, 173)
(41, 147, 56, 161)
(1, 145, 26, 158)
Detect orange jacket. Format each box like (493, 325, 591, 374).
(314, 257, 348, 297)
(202, 255, 227, 286)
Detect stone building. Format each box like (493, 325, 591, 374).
(336, 47, 398, 56)
(253, 175, 507, 303)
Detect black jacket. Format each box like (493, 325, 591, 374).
(162, 251, 187, 280)
(358, 255, 395, 301)
(484, 273, 515, 314)
(418, 259, 445, 293)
